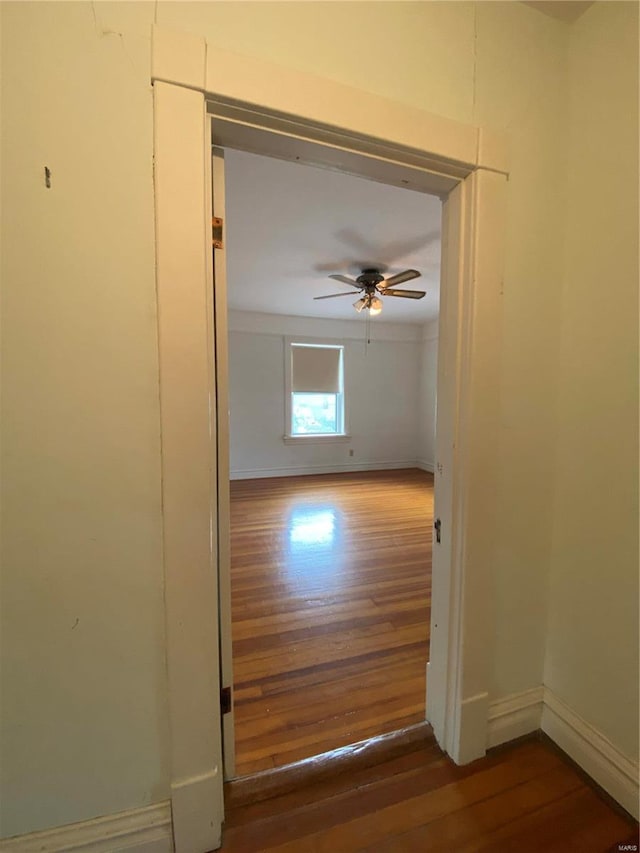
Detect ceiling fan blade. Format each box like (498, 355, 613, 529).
(329, 274, 361, 288)
(383, 269, 421, 288)
(314, 292, 359, 300)
(383, 289, 426, 299)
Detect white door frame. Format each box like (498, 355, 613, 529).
(211, 146, 236, 781)
(152, 24, 507, 852)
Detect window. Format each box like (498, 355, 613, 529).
(286, 342, 347, 441)
(292, 393, 338, 435)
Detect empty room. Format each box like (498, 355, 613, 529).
(222, 149, 442, 778)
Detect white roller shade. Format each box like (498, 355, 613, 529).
(291, 345, 342, 393)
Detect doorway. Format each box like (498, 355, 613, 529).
(152, 43, 506, 848)
(218, 147, 443, 778)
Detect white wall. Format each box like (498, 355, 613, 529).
(2, 0, 636, 840)
(545, 1, 639, 762)
(228, 311, 427, 478)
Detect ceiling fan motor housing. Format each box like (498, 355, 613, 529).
(357, 269, 385, 288)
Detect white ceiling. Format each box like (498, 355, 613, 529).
(224, 149, 442, 325)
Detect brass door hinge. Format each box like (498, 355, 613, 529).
(212, 217, 223, 249)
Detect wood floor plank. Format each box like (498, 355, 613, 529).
(230, 469, 433, 776)
(233, 624, 426, 683)
(224, 728, 439, 826)
(263, 745, 563, 853)
(221, 738, 638, 852)
(270, 713, 429, 768)
(237, 694, 426, 765)
(237, 641, 426, 699)
(234, 677, 426, 739)
(235, 660, 423, 716)
(222, 741, 551, 851)
(359, 765, 583, 852)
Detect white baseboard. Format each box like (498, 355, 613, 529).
(487, 686, 544, 748)
(486, 685, 639, 819)
(0, 802, 173, 853)
(542, 687, 639, 820)
(170, 769, 222, 853)
(230, 460, 420, 480)
(451, 692, 490, 764)
(416, 459, 435, 473)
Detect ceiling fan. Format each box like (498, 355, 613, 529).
(315, 268, 425, 316)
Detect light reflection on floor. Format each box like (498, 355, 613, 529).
(284, 504, 345, 592)
(289, 507, 337, 546)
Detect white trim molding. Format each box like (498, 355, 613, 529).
(452, 692, 490, 764)
(230, 460, 419, 480)
(0, 803, 173, 853)
(152, 26, 509, 176)
(282, 434, 351, 446)
(488, 687, 544, 748)
(542, 687, 639, 820)
(152, 21, 509, 789)
(416, 459, 435, 473)
(153, 78, 224, 850)
(170, 770, 221, 853)
(485, 685, 639, 819)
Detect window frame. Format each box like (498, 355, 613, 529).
(284, 337, 350, 444)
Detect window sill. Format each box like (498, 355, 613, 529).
(283, 434, 351, 446)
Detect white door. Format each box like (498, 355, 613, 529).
(426, 181, 463, 746)
(426, 169, 506, 764)
(211, 146, 236, 780)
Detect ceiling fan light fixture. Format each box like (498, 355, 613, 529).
(368, 296, 383, 316)
(322, 268, 423, 316)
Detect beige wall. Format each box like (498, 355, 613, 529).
(0, 1, 169, 838)
(545, 0, 639, 761)
(1, 0, 635, 840)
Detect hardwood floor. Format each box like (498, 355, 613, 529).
(226, 469, 639, 850)
(221, 733, 639, 852)
(230, 469, 433, 777)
